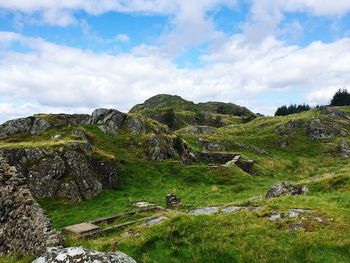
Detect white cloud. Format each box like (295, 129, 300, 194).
(115, 34, 130, 43)
(244, 0, 350, 42)
(0, 32, 350, 122)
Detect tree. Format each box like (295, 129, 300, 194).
(330, 89, 350, 106)
(275, 104, 311, 116)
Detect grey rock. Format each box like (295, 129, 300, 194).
(267, 211, 281, 221)
(143, 216, 168, 226)
(336, 139, 350, 158)
(147, 136, 177, 161)
(0, 114, 91, 139)
(203, 142, 225, 152)
(32, 247, 137, 263)
(126, 116, 147, 135)
(91, 108, 111, 123)
(184, 125, 215, 135)
(221, 206, 243, 214)
(0, 156, 63, 256)
(188, 207, 219, 215)
(266, 182, 308, 198)
(2, 147, 118, 202)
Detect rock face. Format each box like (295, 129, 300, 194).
(266, 182, 308, 198)
(2, 145, 118, 202)
(0, 155, 63, 256)
(32, 247, 137, 263)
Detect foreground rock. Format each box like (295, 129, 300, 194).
(32, 247, 137, 263)
(3, 145, 119, 202)
(266, 182, 308, 198)
(0, 155, 63, 256)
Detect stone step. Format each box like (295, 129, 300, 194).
(63, 222, 101, 237)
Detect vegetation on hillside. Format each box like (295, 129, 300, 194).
(1, 96, 350, 263)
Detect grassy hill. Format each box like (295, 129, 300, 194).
(0, 99, 349, 263)
(130, 94, 256, 129)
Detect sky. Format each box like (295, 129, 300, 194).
(0, 0, 350, 123)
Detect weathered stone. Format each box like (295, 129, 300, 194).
(221, 206, 243, 214)
(336, 139, 350, 158)
(147, 136, 177, 161)
(143, 216, 168, 226)
(0, 155, 63, 256)
(266, 182, 308, 198)
(32, 247, 137, 263)
(2, 147, 118, 202)
(0, 114, 91, 139)
(166, 193, 181, 208)
(188, 207, 219, 215)
(266, 211, 281, 221)
(203, 142, 225, 152)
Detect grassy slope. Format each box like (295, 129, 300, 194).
(1, 107, 350, 262)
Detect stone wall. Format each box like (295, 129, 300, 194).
(0, 154, 63, 256)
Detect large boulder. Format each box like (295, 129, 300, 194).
(0, 156, 63, 256)
(2, 146, 118, 202)
(33, 247, 137, 263)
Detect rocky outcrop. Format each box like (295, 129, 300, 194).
(92, 108, 127, 135)
(0, 114, 91, 139)
(147, 136, 177, 161)
(266, 182, 308, 198)
(0, 156, 63, 256)
(33, 247, 137, 263)
(2, 145, 118, 202)
(306, 119, 348, 139)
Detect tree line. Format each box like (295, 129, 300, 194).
(275, 89, 350, 116)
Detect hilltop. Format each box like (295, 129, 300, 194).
(0, 96, 349, 263)
(130, 94, 256, 129)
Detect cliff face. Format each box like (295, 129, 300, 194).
(0, 154, 63, 256)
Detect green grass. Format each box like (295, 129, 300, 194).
(1, 106, 350, 262)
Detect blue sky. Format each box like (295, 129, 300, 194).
(0, 0, 350, 122)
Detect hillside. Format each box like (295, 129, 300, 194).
(0, 98, 349, 263)
(130, 94, 256, 129)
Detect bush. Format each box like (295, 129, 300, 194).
(163, 109, 177, 129)
(330, 89, 350, 106)
(275, 104, 311, 116)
